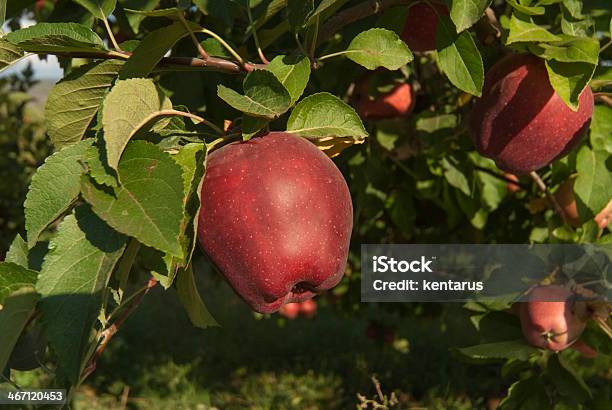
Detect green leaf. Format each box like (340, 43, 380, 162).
(346, 28, 413, 70)
(499, 377, 550, 409)
(545, 59, 595, 110)
(175, 265, 218, 328)
(286, 92, 367, 139)
(456, 340, 539, 361)
(124, 7, 181, 19)
(450, 0, 491, 32)
(574, 147, 612, 220)
(266, 54, 311, 105)
(532, 36, 599, 65)
(0, 263, 38, 305)
(547, 354, 591, 402)
(73, 0, 117, 19)
(242, 115, 268, 140)
(560, 14, 593, 37)
(217, 70, 291, 119)
(84, 139, 119, 188)
(102, 78, 173, 171)
(6, 235, 29, 268)
(25, 139, 93, 248)
(442, 157, 470, 196)
(45, 60, 123, 149)
(562, 0, 583, 19)
(435, 16, 484, 96)
(36, 206, 126, 384)
(119, 20, 199, 79)
(81, 141, 185, 257)
(0, 0, 6, 27)
(506, 0, 544, 16)
(0, 288, 39, 375)
(193, 0, 234, 26)
(590, 105, 612, 154)
(200, 38, 231, 58)
(506, 14, 562, 44)
(0, 39, 25, 73)
(305, 0, 347, 26)
(157, 143, 207, 288)
(287, 0, 314, 32)
(5, 22, 107, 53)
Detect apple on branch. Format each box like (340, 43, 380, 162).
(470, 54, 593, 174)
(400, 1, 449, 52)
(197, 133, 353, 314)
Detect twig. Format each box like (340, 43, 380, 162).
(80, 278, 158, 383)
(102, 16, 123, 52)
(246, 5, 269, 64)
(309, 15, 320, 60)
(529, 171, 568, 225)
(179, 12, 209, 59)
(473, 166, 529, 190)
(594, 94, 612, 107)
(317, 0, 413, 47)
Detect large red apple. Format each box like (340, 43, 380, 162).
(197, 132, 353, 314)
(470, 54, 594, 174)
(401, 1, 449, 52)
(519, 285, 587, 351)
(355, 81, 414, 120)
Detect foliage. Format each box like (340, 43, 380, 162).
(0, 0, 610, 408)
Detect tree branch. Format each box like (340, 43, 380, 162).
(80, 278, 158, 383)
(529, 171, 568, 225)
(317, 0, 414, 47)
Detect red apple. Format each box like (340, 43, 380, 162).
(355, 81, 414, 120)
(594, 199, 612, 229)
(470, 54, 594, 174)
(519, 285, 587, 351)
(298, 299, 318, 318)
(278, 302, 300, 319)
(197, 132, 353, 314)
(401, 1, 449, 52)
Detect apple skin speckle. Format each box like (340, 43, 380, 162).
(469, 53, 594, 175)
(197, 132, 353, 314)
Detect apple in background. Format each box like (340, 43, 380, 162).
(278, 302, 300, 319)
(197, 132, 353, 314)
(554, 178, 580, 227)
(553, 177, 612, 228)
(354, 81, 414, 120)
(299, 299, 318, 318)
(400, 1, 449, 52)
(470, 54, 594, 175)
(519, 285, 587, 351)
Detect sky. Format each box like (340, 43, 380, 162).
(1, 17, 63, 81)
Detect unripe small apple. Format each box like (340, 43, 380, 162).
(401, 1, 449, 52)
(519, 285, 587, 351)
(198, 132, 353, 314)
(278, 302, 300, 319)
(355, 80, 414, 120)
(470, 54, 593, 174)
(298, 299, 318, 318)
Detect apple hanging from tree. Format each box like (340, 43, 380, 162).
(278, 302, 300, 319)
(469, 54, 594, 174)
(400, 1, 449, 52)
(197, 132, 353, 314)
(519, 285, 588, 351)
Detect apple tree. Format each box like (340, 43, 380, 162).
(0, 0, 611, 407)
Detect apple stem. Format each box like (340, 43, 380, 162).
(473, 166, 529, 190)
(246, 5, 269, 64)
(529, 171, 568, 226)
